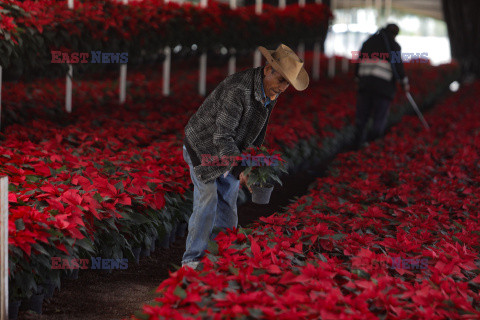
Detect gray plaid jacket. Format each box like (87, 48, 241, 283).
(184, 66, 276, 184)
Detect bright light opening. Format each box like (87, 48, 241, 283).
(449, 81, 460, 92)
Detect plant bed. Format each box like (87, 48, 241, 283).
(1, 54, 457, 311)
(28, 76, 457, 319)
(131, 81, 480, 320)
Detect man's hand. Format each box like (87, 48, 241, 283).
(239, 171, 252, 193)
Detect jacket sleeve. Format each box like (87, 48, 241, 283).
(213, 90, 243, 160)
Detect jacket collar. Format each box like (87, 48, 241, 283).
(253, 67, 277, 109)
(254, 67, 264, 103)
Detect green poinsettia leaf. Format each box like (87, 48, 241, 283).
(173, 286, 187, 299)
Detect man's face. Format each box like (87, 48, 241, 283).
(263, 65, 290, 100)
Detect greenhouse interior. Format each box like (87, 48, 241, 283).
(0, 0, 479, 319)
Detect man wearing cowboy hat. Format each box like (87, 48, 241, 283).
(181, 44, 308, 269)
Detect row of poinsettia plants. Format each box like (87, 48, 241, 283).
(0, 0, 331, 77)
(2, 57, 457, 301)
(130, 80, 480, 319)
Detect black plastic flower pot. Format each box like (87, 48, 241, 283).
(9, 300, 21, 320)
(169, 222, 178, 245)
(21, 292, 45, 315)
(42, 280, 56, 299)
(158, 232, 170, 249)
(299, 161, 310, 172)
(140, 245, 151, 258)
(150, 238, 156, 254)
(176, 222, 188, 238)
(132, 246, 141, 264)
(65, 268, 79, 280)
(251, 184, 274, 204)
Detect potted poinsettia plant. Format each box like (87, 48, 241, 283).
(241, 146, 288, 204)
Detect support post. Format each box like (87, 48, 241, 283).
(342, 0, 351, 73)
(279, 0, 286, 9)
(119, 64, 127, 104)
(66, 65, 73, 113)
(120, 0, 128, 104)
(312, 41, 321, 81)
(0, 177, 8, 320)
(297, 42, 305, 62)
(199, 53, 207, 96)
(228, 48, 236, 76)
(254, 50, 262, 68)
(328, 0, 336, 78)
(0, 66, 2, 132)
(375, 0, 382, 23)
(385, 0, 392, 18)
(255, 0, 262, 70)
(163, 47, 171, 96)
(342, 57, 349, 73)
(256, 0, 262, 15)
(229, 0, 237, 76)
(66, 0, 74, 112)
(328, 55, 336, 78)
(199, 0, 207, 95)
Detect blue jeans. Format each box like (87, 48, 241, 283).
(182, 146, 240, 264)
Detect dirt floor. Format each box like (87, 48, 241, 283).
(17, 165, 326, 320)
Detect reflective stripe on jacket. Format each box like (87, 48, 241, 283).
(358, 59, 393, 81)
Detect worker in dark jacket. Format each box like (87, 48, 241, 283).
(182, 44, 309, 269)
(353, 23, 410, 148)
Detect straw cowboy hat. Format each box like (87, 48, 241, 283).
(259, 44, 309, 91)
